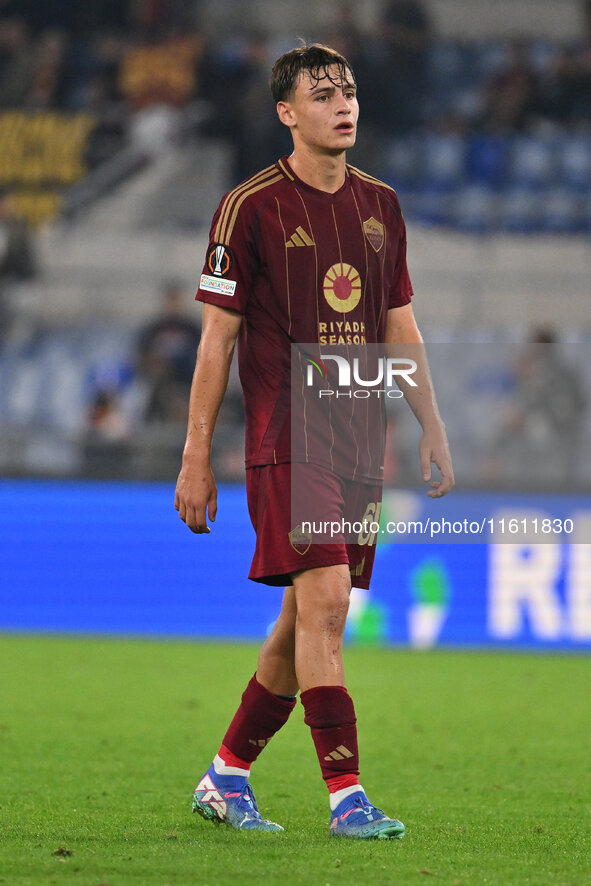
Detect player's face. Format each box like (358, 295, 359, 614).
(278, 65, 358, 154)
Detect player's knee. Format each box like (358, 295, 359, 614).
(304, 583, 350, 635)
(293, 565, 351, 632)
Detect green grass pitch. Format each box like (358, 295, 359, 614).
(0, 635, 589, 886)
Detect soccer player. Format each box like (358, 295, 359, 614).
(175, 43, 453, 839)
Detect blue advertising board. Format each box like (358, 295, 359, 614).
(0, 480, 589, 650)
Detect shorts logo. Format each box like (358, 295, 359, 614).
(363, 217, 384, 252)
(289, 524, 312, 556)
(199, 274, 237, 296)
(207, 244, 233, 277)
(350, 557, 366, 578)
(323, 262, 362, 314)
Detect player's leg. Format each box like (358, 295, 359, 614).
(192, 588, 298, 831)
(293, 563, 405, 840)
(292, 563, 350, 689)
(256, 585, 298, 696)
(193, 467, 302, 831)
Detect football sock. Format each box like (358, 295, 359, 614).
(300, 685, 361, 793)
(219, 672, 297, 766)
(329, 783, 365, 812)
(213, 751, 250, 778)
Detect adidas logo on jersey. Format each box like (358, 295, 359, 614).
(286, 226, 314, 248)
(324, 745, 355, 762)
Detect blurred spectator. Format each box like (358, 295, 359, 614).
(0, 19, 71, 109)
(350, 0, 432, 171)
(28, 28, 69, 108)
(136, 278, 201, 423)
(199, 33, 291, 183)
(118, 23, 203, 154)
(82, 388, 133, 478)
(0, 17, 36, 106)
(64, 32, 125, 110)
(0, 194, 36, 280)
(0, 193, 37, 334)
(484, 326, 587, 488)
(540, 45, 591, 125)
(118, 30, 203, 111)
(374, 0, 432, 135)
(0, 0, 128, 38)
(482, 40, 540, 132)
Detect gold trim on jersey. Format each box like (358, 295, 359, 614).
(223, 174, 283, 245)
(347, 165, 397, 194)
(286, 225, 315, 248)
(214, 165, 279, 244)
(274, 196, 292, 338)
(277, 157, 295, 181)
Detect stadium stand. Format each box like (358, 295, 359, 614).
(0, 0, 590, 486)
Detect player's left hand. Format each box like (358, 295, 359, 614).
(419, 422, 454, 498)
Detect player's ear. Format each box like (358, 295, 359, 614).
(277, 101, 296, 129)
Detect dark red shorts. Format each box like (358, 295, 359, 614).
(245, 463, 382, 590)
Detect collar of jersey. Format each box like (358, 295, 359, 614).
(278, 156, 351, 200)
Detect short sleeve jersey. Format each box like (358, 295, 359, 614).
(196, 156, 413, 481)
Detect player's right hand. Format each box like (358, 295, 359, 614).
(174, 461, 218, 534)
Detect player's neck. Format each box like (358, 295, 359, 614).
(287, 148, 347, 194)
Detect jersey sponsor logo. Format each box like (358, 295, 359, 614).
(286, 226, 315, 248)
(288, 524, 312, 556)
(199, 273, 237, 297)
(363, 217, 385, 252)
(206, 243, 233, 277)
(323, 262, 362, 314)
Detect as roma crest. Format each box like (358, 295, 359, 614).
(289, 524, 312, 556)
(363, 217, 384, 253)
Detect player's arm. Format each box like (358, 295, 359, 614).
(386, 303, 454, 498)
(175, 303, 243, 532)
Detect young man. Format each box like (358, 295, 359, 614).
(175, 43, 453, 839)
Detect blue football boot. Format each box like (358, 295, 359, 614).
(330, 789, 405, 839)
(192, 763, 283, 832)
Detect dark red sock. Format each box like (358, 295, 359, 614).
(300, 686, 360, 789)
(221, 673, 296, 764)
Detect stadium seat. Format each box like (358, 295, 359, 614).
(507, 135, 557, 189)
(559, 136, 591, 190)
(423, 134, 466, 190)
(582, 194, 591, 233)
(474, 39, 510, 80)
(427, 41, 469, 93)
(415, 185, 454, 227)
(466, 133, 509, 188)
(452, 185, 496, 233)
(541, 188, 584, 234)
(383, 136, 423, 191)
(499, 187, 544, 233)
(528, 40, 558, 74)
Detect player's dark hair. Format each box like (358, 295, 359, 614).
(270, 43, 356, 103)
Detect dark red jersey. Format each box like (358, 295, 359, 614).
(196, 156, 413, 480)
